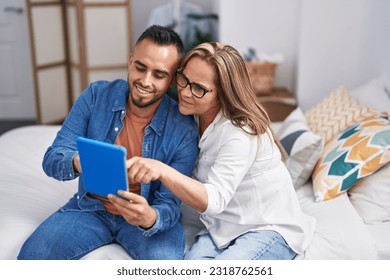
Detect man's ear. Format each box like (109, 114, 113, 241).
(170, 76, 177, 87)
(170, 68, 178, 87)
(128, 53, 133, 67)
(170, 63, 180, 87)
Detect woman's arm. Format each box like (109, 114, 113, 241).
(126, 157, 208, 212)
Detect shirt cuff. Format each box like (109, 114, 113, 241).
(61, 151, 79, 180)
(202, 182, 220, 216)
(138, 208, 161, 237)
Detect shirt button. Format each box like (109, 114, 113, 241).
(77, 195, 80, 200)
(121, 110, 125, 114)
(114, 127, 119, 132)
(69, 173, 73, 177)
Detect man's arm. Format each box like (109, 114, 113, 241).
(42, 86, 93, 181)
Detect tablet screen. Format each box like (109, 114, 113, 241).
(77, 136, 128, 197)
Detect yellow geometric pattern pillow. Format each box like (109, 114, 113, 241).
(305, 86, 378, 144)
(312, 114, 390, 202)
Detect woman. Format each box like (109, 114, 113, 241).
(108, 42, 316, 260)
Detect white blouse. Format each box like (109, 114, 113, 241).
(193, 111, 316, 253)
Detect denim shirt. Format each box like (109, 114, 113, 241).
(42, 79, 199, 236)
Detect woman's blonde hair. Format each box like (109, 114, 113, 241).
(180, 42, 286, 159)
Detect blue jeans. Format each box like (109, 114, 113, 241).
(184, 230, 296, 260)
(17, 209, 185, 260)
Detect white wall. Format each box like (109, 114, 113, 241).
(297, 0, 390, 110)
(4, 0, 389, 120)
(217, 0, 390, 111)
(218, 0, 301, 92)
(131, 0, 218, 43)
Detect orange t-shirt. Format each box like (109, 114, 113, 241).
(92, 108, 152, 215)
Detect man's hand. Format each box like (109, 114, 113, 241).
(73, 154, 82, 173)
(107, 190, 157, 229)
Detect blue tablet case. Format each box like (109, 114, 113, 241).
(77, 137, 128, 197)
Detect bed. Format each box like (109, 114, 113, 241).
(1, 75, 389, 260)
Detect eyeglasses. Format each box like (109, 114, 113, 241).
(175, 69, 212, 98)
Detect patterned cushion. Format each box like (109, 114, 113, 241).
(277, 108, 324, 189)
(312, 114, 390, 202)
(305, 86, 378, 144)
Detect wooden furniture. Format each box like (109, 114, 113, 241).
(256, 88, 297, 122)
(26, 0, 132, 124)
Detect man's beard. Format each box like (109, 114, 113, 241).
(128, 77, 164, 108)
(130, 92, 164, 108)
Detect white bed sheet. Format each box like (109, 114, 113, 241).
(0, 126, 77, 259)
(366, 222, 390, 260)
(294, 183, 378, 259)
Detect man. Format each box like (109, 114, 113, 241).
(17, 25, 199, 260)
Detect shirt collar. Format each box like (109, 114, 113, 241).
(112, 82, 129, 112)
(148, 95, 171, 136)
(112, 81, 172, 136)
(198, 109, 224, 142)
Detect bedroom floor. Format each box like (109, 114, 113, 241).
(0, 120, 36, 135)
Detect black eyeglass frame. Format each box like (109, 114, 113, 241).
(175, 68, 213, 98)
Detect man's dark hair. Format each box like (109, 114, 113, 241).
(136, 25, 184, 56)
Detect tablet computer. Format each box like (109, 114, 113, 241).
(77, 136, 128, 197)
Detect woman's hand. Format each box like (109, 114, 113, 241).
(126, 156, 208, 213)
(126, 156, 164, 185)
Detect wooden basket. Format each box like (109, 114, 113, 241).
(246, 62, 277, 95)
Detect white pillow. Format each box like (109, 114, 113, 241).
(350, 74, 390, 114)
(277, 108, 324, 189)
(349, 163, 390, 224)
